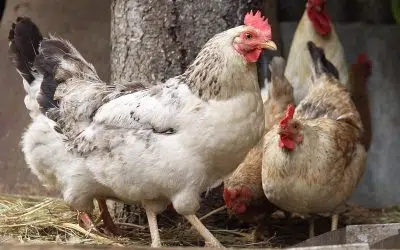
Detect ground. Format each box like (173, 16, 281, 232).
(1, 194, 400, 248)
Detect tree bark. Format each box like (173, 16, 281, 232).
(110, 0, 279, 224)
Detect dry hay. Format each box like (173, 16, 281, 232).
(1, 194, 400, 248)
(0, 195, 273, 248)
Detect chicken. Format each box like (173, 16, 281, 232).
(283, 0, 373, 152)
(223, 57, 294, 240)
(284, 0, 349, 105)
(349, 54, 373, 151)
(262, 41, 367, 238)
(9, 12, 277, 248)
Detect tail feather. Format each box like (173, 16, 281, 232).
(307, 41, 340, 80)
(35, 37, 101, 114)
(268, 56, 293, 99)
(8, 17, 43, 117)
(8, 17, 42, 86)
(8, 16, 101, 116)
(269, 56, 286, 78)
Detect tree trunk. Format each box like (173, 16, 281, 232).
(110, 0, 278, 224)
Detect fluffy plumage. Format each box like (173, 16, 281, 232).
(10, 14, 277, 247)
(262, 42, 366, 237)
(8, 17, 43, 118)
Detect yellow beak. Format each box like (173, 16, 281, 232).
(260, 40, 277, 51)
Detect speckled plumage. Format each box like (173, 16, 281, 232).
(262, 42, 366, 217)
(10, 17, 268, 245)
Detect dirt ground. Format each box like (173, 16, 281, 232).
(1, 192, 399, 248)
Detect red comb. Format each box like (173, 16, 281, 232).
(244, 10, 272, 39)
(356, 53, 372, 79)
(309, 0, 326, 6)
(280, 104, 295, 127)
(357, 53, 371, 65)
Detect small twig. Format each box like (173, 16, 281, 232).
(61, 223, 123, 246)
(0, 220, 48, 228)
(115, 222, 147, 230)
(199, 205, 226, 221)
(210, 229, 252, 238)
(20, 200, 55, 218)
(188, 205, 226, 231)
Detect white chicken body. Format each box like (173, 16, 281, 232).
(23, 75, 263, 215)
(11, 15, 278, 246)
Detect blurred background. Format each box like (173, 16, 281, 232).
(0, 0, 399, 209)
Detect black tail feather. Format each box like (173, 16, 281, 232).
(8, 17, 43, 85)
(307, 41, 340, 80)
(9, 17, 100, 115)
(34, 38, 100, 114)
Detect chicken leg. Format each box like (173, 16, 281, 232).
(184, 214, 223, 248)
(145, 208, 162, 247)
(331, 214, 339, 231)
(96, 199, 121, 236)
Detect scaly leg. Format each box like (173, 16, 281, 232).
(184, 214, 223, 248)
(96, 199, 121, 236)
(309, 216, 315, 238)
(78, 211, 100, 233)
(145, 208, 162, 247)
(331, 214, 339, 231)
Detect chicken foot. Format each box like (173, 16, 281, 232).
(145, 208, 162, 247)
(331, 214, 339, 231)
(78, 211, 101, 233)
(96, 199, 121, 236)
(184, 214, 223, 248)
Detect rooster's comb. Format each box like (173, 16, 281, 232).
(280, 104, 295, 128)
(356, 53, 372, 80)
(357, 53, 370, 65)
(244, 10, 271, 39)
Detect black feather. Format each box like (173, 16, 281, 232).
(8, 17, 43, 84)
(34, 39, 99, 114)
(307, 41, 340, 80)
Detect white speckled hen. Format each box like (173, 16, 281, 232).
(8, 12, 277, 248)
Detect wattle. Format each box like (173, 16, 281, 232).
(244, 49, 262, 63)
(307, 9, 332, 36)
(233, 203, 247, 214)
(279, 136, 296, 151)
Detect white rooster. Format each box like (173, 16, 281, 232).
(8, 13, 277, 247)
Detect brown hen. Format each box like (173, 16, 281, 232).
(262, 42, 367, 238)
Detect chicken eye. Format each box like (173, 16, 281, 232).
(245, 33, 253, 39)
(293, 124, 299, 129)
